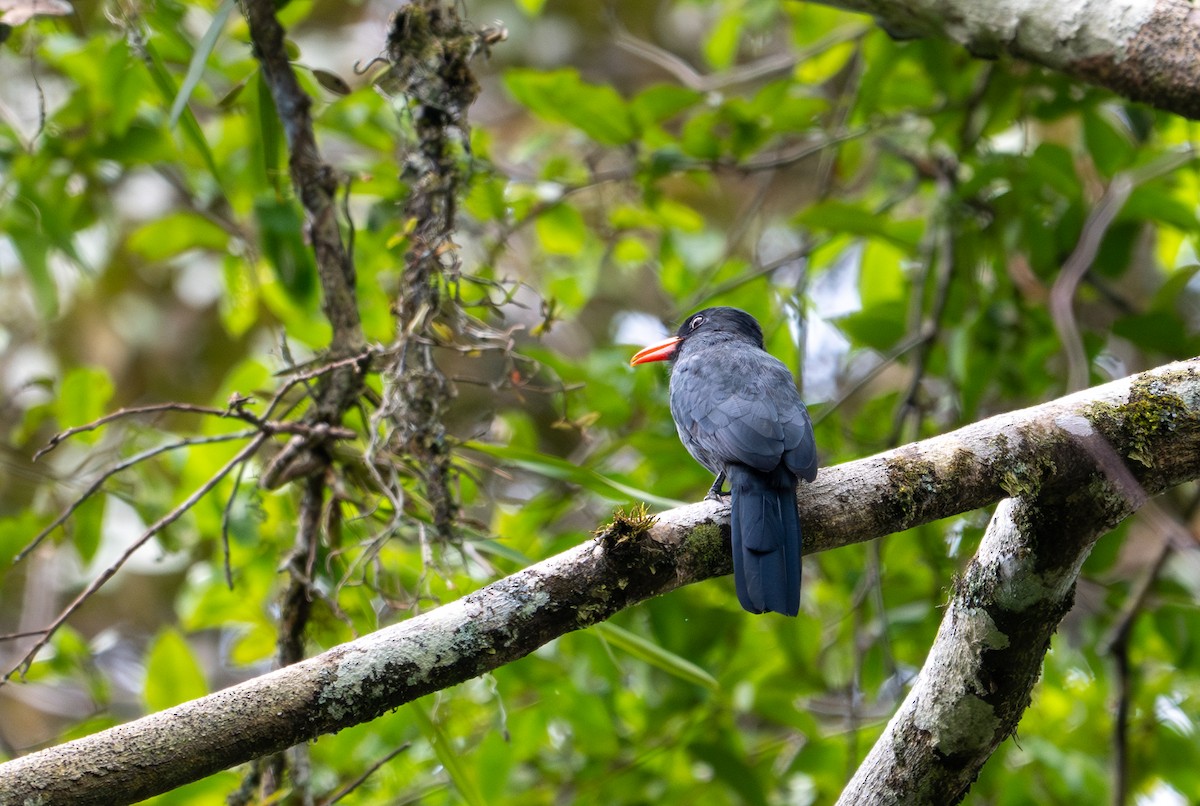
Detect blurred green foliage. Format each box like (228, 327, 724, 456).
(1, 0, 1199, 803)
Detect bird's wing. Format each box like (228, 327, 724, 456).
(671, 350, 813, 475)
(778, 385, 818, 482)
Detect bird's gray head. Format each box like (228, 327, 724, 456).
(630, 306, 765, 365)
(673, 307, 764, 349)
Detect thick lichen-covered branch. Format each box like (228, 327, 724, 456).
(838, 473, 1136, 804)
(810, 0, 1200, 120)
(799, 363, 1200, 554)
(2, 358, 1199, 805)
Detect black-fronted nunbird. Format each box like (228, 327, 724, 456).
(631, 307, 817, 616)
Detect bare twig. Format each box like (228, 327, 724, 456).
(1099, 496, 1200, 806)
(241, 0, 367, 491)
(1050, 148, 1196, 391)
(235, 2, 375, 796)
(16, 430, 258, 565)
(33, 400, 355, 463)
(1049, 174, 1135, 392)
(4, 433, 269, 682)
(34, 402, 243, 460)
(0, 629, 50, 643)
(241, 0, 362, 354)
(321, 743, 411, 805)
(890, 158, 957, 444)
(613, 19, 868, 92)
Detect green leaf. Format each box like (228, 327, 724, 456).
(689, 740, 769, 806)
(71, 493, 106, 565)
(230, 623, 277, 666)
(144, 629, 209, 711)
(219, 254, 260, 337)
(504, 68, 635, 146)
(704, 12, 742, 70)
(593, 623, 719, 691)
(795, 39, 858, 85)
(56, 367, 114, 433)
(464, 175, 509, 222)
(1113, 311, 1197, 356)
(1082, 106, 1134, 176)
(8, 232, 56, 318)
(1152, 264, 1200, 310)
(127, 213, 230, 260)
(629, 85, 702, 127)
(534, 203, 587, 256)
(1120, 184, 1199, 232)
(254, 197, 317, 305)
(256, 70, 286, 193)
(0, 512, 41, 568)
(168, 0, 236, 129)
(835, 300, 907, 351)
(613, 236, 651, 267)
(99, 37, 144, 138)
(462, 441, 686, 509)
(140, 34, 224, 189)
(680, 110, 723, 160)
(411, 701, 486, 806)
(1028, 143, 1080, 200)
(859, 240, 909, 306)
(796, 201, 922, 250)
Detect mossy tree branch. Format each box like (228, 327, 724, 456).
(1, 359, 1198, 805)
(810, 0, 1200, 119)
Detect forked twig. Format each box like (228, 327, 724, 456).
(15, 430, 259, 565)
(4, 433, 269, 683)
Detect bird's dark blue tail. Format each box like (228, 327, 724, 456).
(727, 464, 801, 616)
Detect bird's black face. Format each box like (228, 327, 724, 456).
(630, 306, 765, 366)
(674, 307, 764, 348)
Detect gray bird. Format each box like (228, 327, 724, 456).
(632, 307, 818, 615)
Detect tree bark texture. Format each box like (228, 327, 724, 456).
(1, 359, 1198, 804)
(810, 0, 1200, 120)
(837, 486, 1135, 805)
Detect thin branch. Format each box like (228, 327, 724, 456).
(321, 743, 411, 805)
(890, 158, 958, 444)
(241, 0, 362, 354)
(1051, 151, 1192, 391)
(34, 402, 242, 460)
(1049, 174, 1135, 392)
(240, 0, 367, 492)
(0, 629, 50, 643)
(1100, 498, 1200, 806)
(16, 430, 258, 565)
(613, 19, 868, 92)
(1105, 531, 1170, 806)
(33, 400, 355, 462)
(3, 433, 269, 682)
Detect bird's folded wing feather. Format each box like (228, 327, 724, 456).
(671, 352, 815, 478)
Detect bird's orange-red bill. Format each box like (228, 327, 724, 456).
(630, 336, 682, 365)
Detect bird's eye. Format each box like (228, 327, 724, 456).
(689, 315, 705, 330)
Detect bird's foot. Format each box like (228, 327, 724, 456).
(705, 472, 728, 501)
